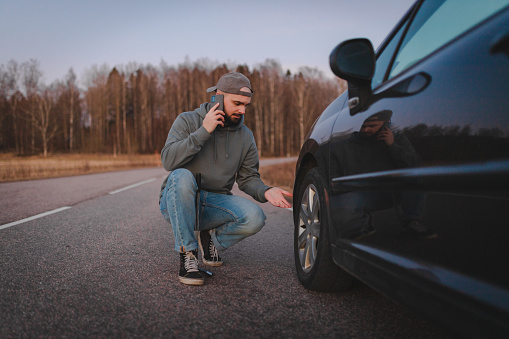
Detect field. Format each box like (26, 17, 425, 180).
(0, 153, 161, 182)
(0, 153, 297, 192)
(259, 160, 296, 193)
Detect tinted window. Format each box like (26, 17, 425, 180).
(389, 0, 509, 78)
(372, 19, 408, 89)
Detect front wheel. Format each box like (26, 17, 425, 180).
(294, 168, 354, 291)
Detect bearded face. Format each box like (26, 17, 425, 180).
(219, 89, 251, 127)
(360, 120, 385, 140)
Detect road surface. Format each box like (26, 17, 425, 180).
(0, 162, 448, 337)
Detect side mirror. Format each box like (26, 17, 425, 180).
(330, 38, 375, 85)
(330, 39, 375, 114)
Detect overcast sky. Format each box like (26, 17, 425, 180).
(1, 0, 416, 87)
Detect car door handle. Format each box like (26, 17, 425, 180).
(362, 72, 431, 113)
(387, 72, 431, 96)
(371, 72, 431, 104)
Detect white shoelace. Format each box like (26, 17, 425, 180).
(209, 242, 220, 261)
(184, 252, 199, 272)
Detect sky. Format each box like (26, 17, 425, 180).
(1, 0, 416, 87)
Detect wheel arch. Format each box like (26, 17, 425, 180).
(293, 153, 318, 219)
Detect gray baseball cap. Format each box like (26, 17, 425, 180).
(206, 72, 253, 97)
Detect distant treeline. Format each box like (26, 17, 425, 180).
(0, 58, 345, 157)
(402, 124, 509, 163)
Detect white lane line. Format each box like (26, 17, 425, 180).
(108, 178, 157, 195)
(1, 177, 159, 231)
(0, 206, 72, 231)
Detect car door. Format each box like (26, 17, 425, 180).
(328, 0, 509, 334)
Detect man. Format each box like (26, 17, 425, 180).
(330, 110, 436, 239)
(159, 72, 292, 286)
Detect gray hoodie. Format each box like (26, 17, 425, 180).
(159, 102, 270, 203)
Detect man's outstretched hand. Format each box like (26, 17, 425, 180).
(265, 187, 293, 209)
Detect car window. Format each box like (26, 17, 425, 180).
(389, 0, 509, 79)
(372, 18, 409, 89)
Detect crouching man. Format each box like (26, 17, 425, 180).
(159, 72, 292, 285)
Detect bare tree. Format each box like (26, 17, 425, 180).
(33, 88, 58, 157)
(1, 58, 342, 157)
(21, 59, 43, 154)
(254, 59, 286, 156)
(107, 68, 123, 155)
(0, 61, 24, 152)
(83, 64, 110, 152)
(293, 73, 307, 149)
(248, 70, 263, 156)
(0, 65, 7, 148)
(66, 68, 78, 152)
(133, 68, 158, 153)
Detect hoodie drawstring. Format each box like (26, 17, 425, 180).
(213, 130, 217, 163)
(226, 130, 229, 159)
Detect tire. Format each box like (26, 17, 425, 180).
(294, 168, 354, 292)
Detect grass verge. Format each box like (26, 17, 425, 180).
(0, 153, 297, 194)
(259, 160, 296, 193)
(0, 153, 161, 182)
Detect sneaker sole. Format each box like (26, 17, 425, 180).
(352, 229, 376, 241)
(179, 276, 204, 286)
(402, 230, 438, 240)
(202, 259, 223, 267)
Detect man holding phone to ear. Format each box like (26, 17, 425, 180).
(159, 72, 292, 285)
(329, 110, 435, 240)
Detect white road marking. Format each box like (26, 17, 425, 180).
(0, 206, 72, 231)
(108, 178, 157, 195)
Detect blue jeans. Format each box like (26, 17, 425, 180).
(333, 190, 426, 238)
(160, 169, 266, 253)
(337, 191, 425, 221)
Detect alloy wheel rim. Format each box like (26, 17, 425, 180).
(298, 183, 320, 273)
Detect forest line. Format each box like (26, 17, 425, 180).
(0, 58, 346, 157)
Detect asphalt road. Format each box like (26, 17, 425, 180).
(0, 162, 448, 338)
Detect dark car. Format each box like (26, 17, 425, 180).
(292, 0, 509, 337)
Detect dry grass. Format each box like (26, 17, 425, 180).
(259, 160, 297, 193)
(0, 153, 161, 182)
(0, 153, 297, 192)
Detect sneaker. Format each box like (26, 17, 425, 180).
(404, 221, 437, 239)
(351, 213, 376, 240)
(179, 250, 203, 285)
(199, 230, 223, 266)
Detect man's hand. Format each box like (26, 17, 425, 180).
(265, 187, 293, 209)
(203, 103, 225, 133)
(377, 127, 394, 146)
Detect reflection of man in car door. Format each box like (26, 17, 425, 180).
(331, 110, 437, 239)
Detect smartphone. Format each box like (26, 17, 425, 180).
(211, 94, 224, 112)
(380, 121, 391, 131)
(376, 121, 391, 140)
